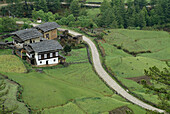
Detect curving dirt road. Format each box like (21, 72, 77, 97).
(65, 29, 165, 113)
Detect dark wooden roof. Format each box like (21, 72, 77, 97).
(11, 29, 43, 41)
(25, 40, 63, 53)
(0, 42, 7, 45)
(36, 22, 60, 33)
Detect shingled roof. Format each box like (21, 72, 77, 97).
(25, 40, 63, 53)
(36, 22, 60, 32)
(11, 29, 43, 41)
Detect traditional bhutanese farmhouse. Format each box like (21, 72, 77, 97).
(25, 40, 65, 66)
(11, 28, 43, 49)
(35, 22, 60, 40)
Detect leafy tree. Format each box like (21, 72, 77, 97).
(54, 13, 61, 20)
(58, 17, 67, 25)
(45, 12, 55, 21)
(69, 0, 80, 17)
(35, 0, 48, 12)
(47, 0, 61, 12)
(76, 16, 94, 28)
(0, 18, 3, 32)
(79, 8, 87, 16)
(66, 14, 75, 25)
(150, 0, 158, 6)
(0, 17, 17, 32)
(64, 45, 71, 55)
(65, 0, 73, 3)
(100, 0, 111, 13)
(32, 9, 46, 21)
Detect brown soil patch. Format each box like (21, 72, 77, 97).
(126, 76, 151, 85)
(109, 106, 134, 114)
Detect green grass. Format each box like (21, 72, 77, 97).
(42, 95, 146, 114)
(3, 62, 147, 113)
(2, 79, 29, 114)
(64, 48, 88, 63)
(106, 56, 167, 78)
(4, 63, 113, 110)
(100, 29, 169, 105)
(0, 41, 147, 113)
(138, 47, 170, 60)
(104, 29, 170, 53)
(0, 49, 12, 55)
(41, 102, 84, 114)
(73, 96, 146, 114)
(0, 55, 27, 73)
(3, 36, 13, 42)
(87, 8, 100, 19)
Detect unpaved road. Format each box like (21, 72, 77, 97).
(65, 29, 165, 113)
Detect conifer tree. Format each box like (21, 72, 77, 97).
(36, 0, 48, 12)
(69, 0, 80, 17)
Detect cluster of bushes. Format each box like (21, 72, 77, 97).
(0, 17, 17, 32)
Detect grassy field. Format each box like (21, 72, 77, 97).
(0, 47, 147, 113)
(5, 63, 114, 111)
(0, 49, 12, 55)
(105, 29, 170, 54)
(0, 55, 27, 73)
(87, 8, 100, 19)
(100, 29, 170, 105)
(41, 95, 146, 114)
(64, 48, 89, 63)
(1, 79, 29, 114)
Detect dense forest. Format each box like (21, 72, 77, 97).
(0, 0, 169, 31)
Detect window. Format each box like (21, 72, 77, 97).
(50, 53, 53, 57)
(54, 59, 56, 62)
(38, 55, 41, 59)
(40, 61, 42, 64)
(56, 52, 58, 56)
(46, 34, 49, 39)
(44, 54, 47, 58)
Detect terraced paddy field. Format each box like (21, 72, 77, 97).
(0, 47, 146, 113)
(100, 29, 170, 105)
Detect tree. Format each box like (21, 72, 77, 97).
(36, 0, 48, 12)
(47, 0, 61, 12)
(79, 8, 87, 16)
(45, 12, 55, 22)
(0, 17, 17, 32)
(66, 14, 75, 25)
(58, 17, 67, 25)
(76, 16, 94, 28)
(69, 0, 80, 17)
(138, 10, 146, 28)
(32, 9, 46, 21)
(100, 0, 111, 13)
(64, 45, 71, 55)
(142, 66, 170, 112)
